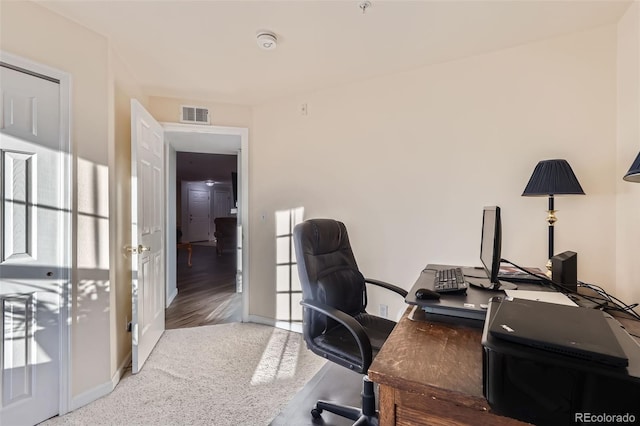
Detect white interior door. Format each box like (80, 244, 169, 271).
(187, 188, 210, 241)
(213, 188, 231, 219)
(130, 100, 165, 374)
(0, 64, 62, 425)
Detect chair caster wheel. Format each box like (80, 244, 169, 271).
(311, 408, 323, 419)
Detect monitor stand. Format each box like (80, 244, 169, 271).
(496, 280, 517, 290)
(468, 279, 517, 291)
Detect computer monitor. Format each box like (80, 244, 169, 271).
(480, 206, 501, 284)
(479, 206, 516, 290)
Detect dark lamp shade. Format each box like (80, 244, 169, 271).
(522, 159, 585, 196)
(623, 152, 640, 183)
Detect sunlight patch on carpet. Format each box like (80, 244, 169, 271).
(41, 323, 326, 426)
(251, 328, 300, 385)
(205, 295, 237, 320)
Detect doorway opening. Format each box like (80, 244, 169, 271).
(166, 152, 241, 328)
(163, 124, 248, 329)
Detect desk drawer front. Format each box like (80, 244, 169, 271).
(394, 389, 526, 426)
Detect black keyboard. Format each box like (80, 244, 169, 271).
(434, 267, 467, 293)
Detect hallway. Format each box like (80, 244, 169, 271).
(165, 244, 242, 329)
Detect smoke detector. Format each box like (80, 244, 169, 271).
(256, 32, 277, 50)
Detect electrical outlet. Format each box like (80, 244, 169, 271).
(379, 304, 388, 318)
(300, 103, 308, 116)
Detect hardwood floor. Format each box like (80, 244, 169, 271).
(165, 243, 242, 329)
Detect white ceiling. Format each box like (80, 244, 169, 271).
(39, 0, 631, 106)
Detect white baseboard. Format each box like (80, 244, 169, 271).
(275, 321, 303, 334)
(247, 315, 274, 327)
(167, 287, 178, 307)
(71, 352, 131, 411)
(247, 315, 303, 334)
(71, 380, 112, 411)
(112, 351, 132, 388)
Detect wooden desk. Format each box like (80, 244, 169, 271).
(368, 307, 527, 426)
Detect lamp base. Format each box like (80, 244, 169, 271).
(545, 259, 552, 278)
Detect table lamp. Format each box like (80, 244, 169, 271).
(522, 159, 585, 273)
(623, 151, 640, 182)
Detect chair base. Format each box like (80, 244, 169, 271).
(310, 375, 378, 426)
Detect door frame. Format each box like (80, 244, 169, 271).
(162, 122, 249, 321)
(0, 51, 73, 415)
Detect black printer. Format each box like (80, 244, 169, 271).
(482, 297, 640, 425)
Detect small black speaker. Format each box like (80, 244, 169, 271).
(551, 251, 577, 291)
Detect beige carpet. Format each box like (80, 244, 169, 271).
(42, 323, 326, 426)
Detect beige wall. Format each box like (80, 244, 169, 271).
(148, 96, 251, 128)
(1, 0, 637, 416)
(1, 1, 112, 398)
(616, 3, 640, 305)
(2, 2, 151, 403)
(251, 25, 618, 320)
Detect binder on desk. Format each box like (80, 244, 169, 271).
(498, 265, 544, 284)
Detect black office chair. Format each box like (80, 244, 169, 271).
(293, 218, 408, 425)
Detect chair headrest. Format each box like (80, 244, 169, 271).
(294, 219, 348, 256)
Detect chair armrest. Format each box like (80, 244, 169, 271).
(300, 300, 372, 371)
(365, 278, 408, 298)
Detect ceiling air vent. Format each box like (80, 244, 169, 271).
(181, 105, 210, 124)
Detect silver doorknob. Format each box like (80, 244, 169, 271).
(125, 245, 150, 254)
